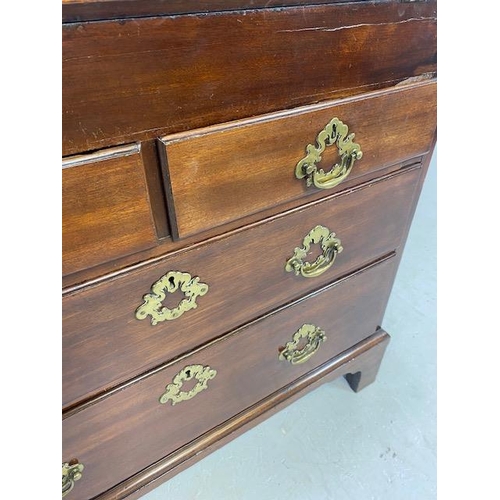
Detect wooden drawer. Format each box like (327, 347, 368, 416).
(63, 165, 421, 409)
(62, 144, 157, 276)
(63, 255, 396, 500)
(161, 81, 436, 239)
(62, 2, 436, 155)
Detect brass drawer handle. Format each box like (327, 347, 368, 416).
(62, 460, 84, 497)
(279, 324, 326, 365)
(285, 225, 343, 278)
(295, 117, 362, 189)
(135, 271, 208, 325)
(159, 364, 217, 406)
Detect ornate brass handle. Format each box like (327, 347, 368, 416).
(62, 460, 84, 497)
(295, 117, 362, 189)
(279, 324, 326, 365)
(135, 271, 208, 325)
(285, 225, 343, 278)
(159, 364, 217, 406)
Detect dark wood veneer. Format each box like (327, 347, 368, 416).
(62, 0, 390, 23)
(62, 1, 437, 497)
(63, 256, 395, 500)
(112, 329, 391, 500)
(62, 158, 420, 290)
(62, 2, 436, 155)
(62, 144, 157, 276)
(162, 81, 436, 238)
(63, 166, 420, 409)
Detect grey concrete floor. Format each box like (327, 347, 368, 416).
(143, 151, 437, 500)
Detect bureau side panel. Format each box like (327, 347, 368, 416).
(62, 2, 436, 155)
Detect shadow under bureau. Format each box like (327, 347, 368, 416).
(62, 1, 437, 498)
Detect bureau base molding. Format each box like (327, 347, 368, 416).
(97, 329, 390, 500)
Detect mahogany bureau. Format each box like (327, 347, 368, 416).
(61, 1, 437, 498)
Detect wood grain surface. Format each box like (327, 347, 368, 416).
(62, 158, 419, 289)
(161, 81, 436, 238)
(62, 2, 436, 155)
(62, 144, 157, 276)
(62, 166, 420, 409)
(62, 256, 396, 500)
(61, 1, 438, 498)
(62, 0, 379, 22)
(107, 329, 391, 500)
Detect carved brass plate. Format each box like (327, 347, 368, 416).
(159, 364, 217, 405)
(279, 324, 327, 365)
(285, 225, 343, 278)
(62, 460, 84, 497)
(135, 271, 208, 325)
(295, 117, 362, 189)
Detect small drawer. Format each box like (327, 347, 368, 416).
(160, 81, 436, 239)
(62, 144, 157, 276)
(63, 165, 420, 408)
(62, 255, 396, 500)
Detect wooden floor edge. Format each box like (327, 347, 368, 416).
(96, 329, 391, 500)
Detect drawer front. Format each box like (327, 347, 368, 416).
(62, 2, 436, 155)
(63, 255, 396, 500)
(62, 144, 157, 276)
(63, 166, 420, 408)
(161, 81, 436, 238)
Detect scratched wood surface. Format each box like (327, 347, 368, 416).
(62, 1, 436, 155)
(62, 0, 382, 22)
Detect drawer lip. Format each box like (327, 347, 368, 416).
(62, 143, 141, 168)
(160, 80, 436, 240)
(63, 165, 421, 408)
(62, 255, 396, 499)
(63, 251, 395, 419)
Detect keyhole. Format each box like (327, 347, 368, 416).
(317, 142, 341, 170)
(295, 337, 309, 351)
(307, 243, 324, 262)
(160, 278, 185, 310)
(181, 369, 198, 392)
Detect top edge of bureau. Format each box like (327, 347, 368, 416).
(62, 2, 437, 156)
(62, 0, 435, 24)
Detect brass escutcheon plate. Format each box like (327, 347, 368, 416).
(159, 364, 217, 405)
(279, 324, 327, 365)
(285, 225, 343, 278)
(62, 461, 84, 497)
(295, 117, 362, 189)
(135, 271, 208, 325)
